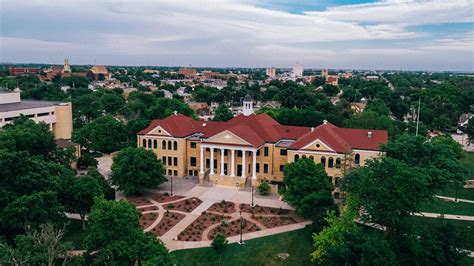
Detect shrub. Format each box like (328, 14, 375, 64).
(211, 233, 228, 252)
(257, 181, 271, 196)
(185, 200, 191, 205)
(167, 203, 174, 209)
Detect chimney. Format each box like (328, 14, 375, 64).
(311, 127, 314, 132)
(323, 120, 328, 125)
(173, 110, 178, 116)
(368, 131, 372, 138)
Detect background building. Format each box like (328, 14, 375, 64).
(266, 67, 276, 78)
(292, 63, 303, 77)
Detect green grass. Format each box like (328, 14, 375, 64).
(172, 226, 314, 266)
(419, 198, 474, 216)
(62, 219, 90, 249)
(461, 152, 474, 180)
(408, 216, 474, 250)
(435, 186, 474, 201)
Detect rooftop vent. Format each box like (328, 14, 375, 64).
(173, 110, 178, 115)
(311, 127, 314, 132)
(323, 120, 328, 125)
(368, 131, 372, 138)
(202, 123, 207, 127)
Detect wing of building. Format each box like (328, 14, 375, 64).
(137, 111, 388, 196)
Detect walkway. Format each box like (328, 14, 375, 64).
(412, 212, 474, 221)
(435, 195, 474, 204)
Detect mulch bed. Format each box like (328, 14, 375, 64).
(163, 197, 203, 213)
(139, 205, 159, 212)
(139, 212, 160, 229)
(148, 211, 186, 236)
(239, 203, 292, 216)
(177, 212, 231, 241)
(126, 196, 152, 207)
(252, 216, 298, 228)
(207, 200, 236, 214)
(207, 218, 261, 239)
(148, 193, 185, 203)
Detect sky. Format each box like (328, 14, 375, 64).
(1, 0, 473, 71)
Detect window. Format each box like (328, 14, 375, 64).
(302, 155, 307, 159)
(355, 154, 360, 165)
(173, 170, 178, 176)
(37, 112, 49, 117)
(213, 159, 217, 169)
(280, 149, 287, 156)
(309, 155, 314, 161)
(190, 142, 197, 148)
(142, 139, 146, 148)
(257, 149, 260, 156)
(237, 150, 243, 157)
(336, 158, 341, 168)
(148, 139, 152, 148)
(264, 147, 269, 156)
(162, 156, 166, 164)
(206, 148, 210, 152)
(224, 150, 228, 156)
(256, 163, 260, 173)
(279, 165, 284, 172)
(321, 156, 326, 167)
(189, 170, 193, 176)
(190, 157, 197, 166)
(167, 141, 172, 150)
(168, 156, 172, 166)
(162, 140, 166, 149)
(168, 169, 172, 175)
(173, 141, 178, 150)
(294, 154, 299, 161)
(153, 140, 158, 149)
(328, 157, 334, 168)
(174, 157, 178, 166)
(263, 164, 268, 174)
(206, 159, 210, 168)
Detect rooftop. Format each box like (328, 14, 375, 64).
(0, 100, 65, 113)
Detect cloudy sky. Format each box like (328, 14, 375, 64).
(1, 0, 473, 71)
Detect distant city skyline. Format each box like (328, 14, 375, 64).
(1, 0, 473, 71)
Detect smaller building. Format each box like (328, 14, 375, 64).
(326, 75, 339, 86)
(178, 67, 196, 79)
(266, 67, 276, 78)
(8, 66, 41, 76)
(89, 65, 110, 80)
(292, 63, 303, 77)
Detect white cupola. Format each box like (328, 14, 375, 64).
(242, 94, 254, 116)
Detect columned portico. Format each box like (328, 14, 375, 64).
(231, 149, 235, 177)
(220, 148, 225, 175)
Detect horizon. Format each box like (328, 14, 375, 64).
(1, 0, 473, 71)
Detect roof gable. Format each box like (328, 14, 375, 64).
(204, 130, 253, 146)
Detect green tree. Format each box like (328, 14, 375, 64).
(85, 198, 174, 265)
(100, 93, 124, 115)
(73, 115, 127, 154)
(211, 233, 228, 252)
(257, 181, 271, 196)
(111, 147, 166, 195)
(213, 104, 234, 122)
(465, 119, 474, 145)
(77, 153, 98, 169)
(343, 110, 396, 135)
(72, 93, 103, 126)
(283, 158, 337, 225)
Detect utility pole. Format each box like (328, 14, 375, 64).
(251, 185, 254, 207)
(416, 97, 421, 136)
(239, 210, 243, 244)
(170, 176, 173, 196)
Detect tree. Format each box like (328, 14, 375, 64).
(77, 153, 98, 169)
(100, 93, 124, 115)
(257, 181, 271, 196)
(73, 115, 127, 154)
(283, 158, 337, 225)
(85, 198, 174, 265)
(211, 233, 228, 252)
(343, 110, 396, 135)
(213, 104, 234, 122)
(465, 119, 474, 145)
(111, 147, 166, 195)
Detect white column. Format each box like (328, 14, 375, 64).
(210, 148, 215, 174)
(241, 150, 246, 178)
(220, 148, 225, 175)
(231, 149, 235, 177)
(199, 146, 204, 174)
(252, 150, 257, 179)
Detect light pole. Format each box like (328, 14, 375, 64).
(239, 210, 243, 244)
(170, 175, 174, 196)
(251, 185, 254, 207)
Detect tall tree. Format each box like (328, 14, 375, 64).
(111, 147, 166, 195)
(213, 104, 234, 122)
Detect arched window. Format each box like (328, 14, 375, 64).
(309, 155, 314, 161)
(142, 139, 146, 148)
(167, 141, 172, 150)
(321, 156, 326, 167)
(162, 140, 166, 149)
(328, 157, 334, 168)
(302, 155, 307, 159)
(153, 140, 158, 149)
(294, 154, 299, 161)
(336, 158, 341, 168)
(355, 154, 360, 165)
(173, 141, 178, 150)
(148, 139, 152, 149)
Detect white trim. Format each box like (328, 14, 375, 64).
(204, 129, 252, 147)
(146, 125, 172, 136)
(289, 150, 338, 156)
(200, 143, 257, 152)
(300, 138, 336, 152)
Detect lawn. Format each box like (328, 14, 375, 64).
(172, 226, 315, 266)
(462, 152, 474, 180)
(419, 198, 474, 216)
(408, 216, 474, 250)
(62, 219, 90, 249)
(434, 152, 474, 201)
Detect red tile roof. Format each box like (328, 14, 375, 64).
(138, 114, 388, 152)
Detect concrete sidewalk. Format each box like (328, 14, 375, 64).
(435, 195, 474, 204)
(413, 212, 474, 221)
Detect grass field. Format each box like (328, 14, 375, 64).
(63, 219, 90, 249)
(462, 152, 474, 180)
(419, 198, 474, 216)
(172, 226, 314, 266)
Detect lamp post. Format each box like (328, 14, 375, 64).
(239, 210, 243, 244)
(251, 185, 254, 207)
(170, 175, 174, 196)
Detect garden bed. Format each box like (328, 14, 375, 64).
(163, 197, 203, 213)
(178, 212, 231, 241)
(139, 205, 159, 212)
(148, 193, 185, 203)
(139, 212, 160, 229)
(148, 211, 186, 236)
(208, 218, 260, 239)
(126, 196, 151, 207)
(207, 200, 236, 214)
(253, 216, 298, 228)
(239, 203, 291, 216)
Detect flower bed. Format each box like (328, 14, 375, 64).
(207, 218, 260, 239)
(239, 203, 291, 216)
(177, 212, 231, 241)
(139, 205, 159, 212)
(148, 193, 185, 203)
(163, 197, 202, 213)
(207, 200, 236, 214)
(126, 196, 151, 207)
(148, 211, 186, 236)
(253, 216, 298, 228)
(139, 212, 159, 229)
